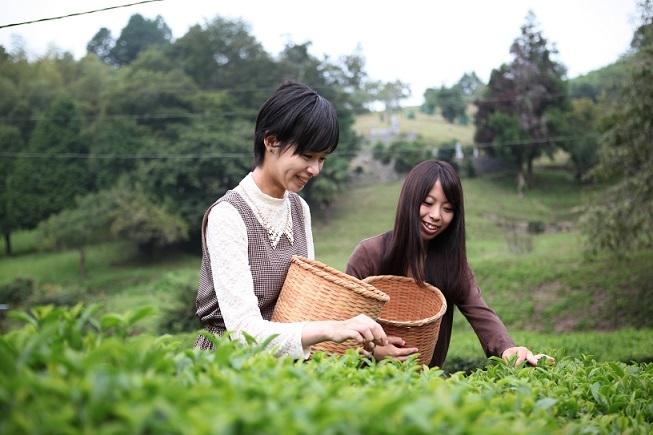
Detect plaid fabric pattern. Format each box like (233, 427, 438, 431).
(194, 191, 308, 350)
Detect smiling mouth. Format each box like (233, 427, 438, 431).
(296, 175, 310, 185)
(422, 221, 440, 234)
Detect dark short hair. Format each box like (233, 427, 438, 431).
(253, 81, 339, 166)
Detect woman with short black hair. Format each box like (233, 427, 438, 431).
(195, 81, 387, 357)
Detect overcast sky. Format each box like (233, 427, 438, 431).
(0, 0, 641, 105)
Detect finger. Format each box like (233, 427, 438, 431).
(359, 327, 375, 344)
(386, 336, 405, 346)
(526, 352, 538, 366)
(349, 330, 364, 344)
(393, 347, 419, 357)
(370, 323, 388, 346)
(535, 353, 556, 363)
(397, 351, 420, 361)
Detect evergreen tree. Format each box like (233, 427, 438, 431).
(474, 11, 567, 186)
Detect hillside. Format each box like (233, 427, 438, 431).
(354, 108, 475, 145)
(3, 164, 652, 338)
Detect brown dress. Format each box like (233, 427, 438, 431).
(345, 233, 515, 368)
(194, 191, 308, 349)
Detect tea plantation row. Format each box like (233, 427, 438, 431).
(1, 305, 651, 434)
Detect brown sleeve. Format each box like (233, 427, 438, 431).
(457, 267, 515, 357)
(345, 237, 383, 279)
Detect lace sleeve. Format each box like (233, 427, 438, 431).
(206, 202, 310, 359)
(298, 196, 315, 259)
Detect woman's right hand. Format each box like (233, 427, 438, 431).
(368, 336, 419, 361)
(329, 314, 388, 347)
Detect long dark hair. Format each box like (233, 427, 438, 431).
(381, 160, 468, 300)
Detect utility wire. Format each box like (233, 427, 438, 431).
(0, 111, 259, 122)
(0, 0, 164, 29)
(0, 135, 599, 160)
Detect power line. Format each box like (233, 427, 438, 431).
(0, 0, 164, 29)
(0, 135, 601, 160)
(0, 151, 254, 160)
(0, 111, 259, 122)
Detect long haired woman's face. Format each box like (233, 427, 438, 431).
(419, 179, 454, 241)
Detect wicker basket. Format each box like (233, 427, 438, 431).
(362, 275, 447, 366)
(271, 255, 389, 354)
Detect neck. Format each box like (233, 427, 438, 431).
(252, 167, 284, 198)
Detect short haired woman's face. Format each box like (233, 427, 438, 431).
(265, 137, 328, 194)
(419, 179, 454, 241)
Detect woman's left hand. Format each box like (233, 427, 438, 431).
(363, 336, 418, 362)
(502, 346, 555, 366)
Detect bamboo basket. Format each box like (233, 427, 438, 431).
(271, 255, 389, 354)
(363, 275, 447, 366)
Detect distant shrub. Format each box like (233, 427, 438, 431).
(372, 136, 432, 174)
(156, 272, 201, 334)
(0, 277, 37, 307)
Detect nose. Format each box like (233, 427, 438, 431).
(429, 207, 441, 221)
(307, 159, 321, 177)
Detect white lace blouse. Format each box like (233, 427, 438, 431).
(205, 173, 314, 359)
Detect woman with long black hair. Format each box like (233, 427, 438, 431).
(346, 159, 546, 367)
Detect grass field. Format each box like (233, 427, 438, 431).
(354, 108, 475, 145)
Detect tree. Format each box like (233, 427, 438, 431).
(107, 14, 172, 66)
(0, 125, 22, 255)
(171, 17, 278, 108)
(373, 135, 432, 173)
(376, 80, 411, 116)
(474, 11, 567, 186)
(108, 180, 189, 257)
(331, 48, 374, 114)
(38, 193, 112, 278)
(86, 27, 114, 63)
(422, 73, 483, 124)
(457, 72, 484, 98)
(102, 64, 198, 138)
(130, 119, 252, 236)
(432, 85, 466, 123)
(549, 99, 600, 182)
(7, 97, 93, 230)
(581, 1, 653, 254)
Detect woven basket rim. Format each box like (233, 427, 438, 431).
(291, 256, 390, 302)
(363, 275, 447, 327)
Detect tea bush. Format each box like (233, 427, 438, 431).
(1, 305, 651, 434)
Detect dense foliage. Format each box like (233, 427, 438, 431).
(1, 305, 651, 434)
(0, 14, 387, 255)
(422, 72, 482, 124)
(581, 2, 653, 255)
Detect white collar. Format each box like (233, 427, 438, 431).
(238, 173, 294, 248)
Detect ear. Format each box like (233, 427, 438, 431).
(263, 135, 279, 149)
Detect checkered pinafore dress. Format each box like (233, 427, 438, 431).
(194, 191, 308, 349)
